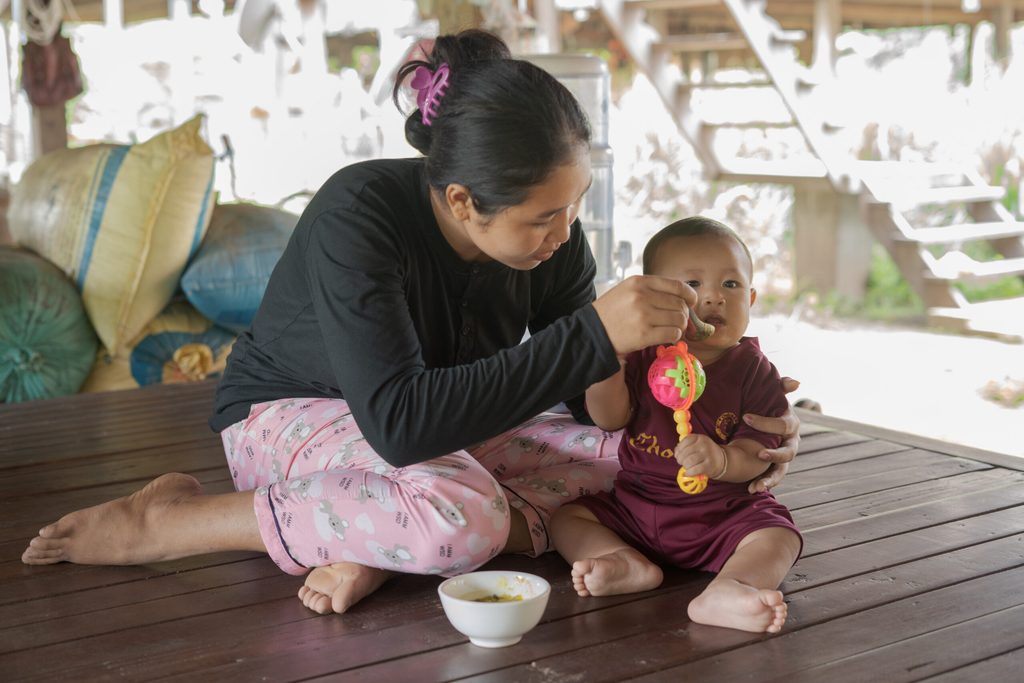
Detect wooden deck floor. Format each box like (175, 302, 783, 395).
(2, 381, 1024, 682)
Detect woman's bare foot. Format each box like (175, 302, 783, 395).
(22, 473, 207, 566)
(571, 547, 663, 597)
(687, 578, 788, 633)
(298, 563, 394, 614)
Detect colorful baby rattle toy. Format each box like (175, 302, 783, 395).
(646, 310, 714, 494)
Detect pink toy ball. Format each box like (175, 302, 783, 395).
(647, 342, 706, 410)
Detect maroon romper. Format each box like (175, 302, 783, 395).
(577, 337, 802, 573)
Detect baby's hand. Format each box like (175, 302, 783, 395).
(674, 434, 726, 479)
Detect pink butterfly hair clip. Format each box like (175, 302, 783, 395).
(410, 63, 450, 127)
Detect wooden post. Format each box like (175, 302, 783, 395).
(15, 0, 72, 159)
(810, 0, 838, 78)
(534, 0, 562, 53)
(993, 0, 1013, 64)
(434, 0, 480, 34)
(31, 104, 67, 157)
(104, 0, 123, 30)
(793, 184, 872, 303)
(168, 0, 190, 21)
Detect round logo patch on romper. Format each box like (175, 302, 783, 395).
(715, 412, 739, 441)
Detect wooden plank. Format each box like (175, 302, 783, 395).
(0, 557, 280, 640)
(0, 417, 220, 461)
(796, 420, 832, 436)
(659, 32, 749, 52)
(777, 449, 988, 509)
(0, 397, 215, 450)
(624, 564, 1024, 682)
(921, 647, 1024, 682)
(779, 604, 1024, 682)
(0, 384, 213, 427)
(785, 438, 912, 475)
(785, 533, 1024, 622)
(868, 184, 1007, 207)
(344, 537, 1024, 682)
(0, 440, 225, 496)
(895, 221, 1024, 245)
(353, 531, 1024, 681)
(798, 409, 1024, 471)
(0, 554, 692, 681)
(2, 369, 1021, 680)
(787, 505, 1024, 590)
(0, 379, 215, 419)
(627, 0, 723, 9)
(713, 157, 829, 182)
(792, 429, 872, 455)
(0, 550, 263, 604)
(795, 470, 1024, 555)
(201, 576, 716, 683)
(795, 468, 1023, 530)
(927, 253, 1024, 281)
(0, 401, 216, 445)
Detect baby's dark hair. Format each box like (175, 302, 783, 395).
(392, 30, 591, 216)
(642, 216, 753, 275)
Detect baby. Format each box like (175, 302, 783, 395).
(551, 216, 802, 634)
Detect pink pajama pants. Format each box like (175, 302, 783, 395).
(220, 398, 622, 576)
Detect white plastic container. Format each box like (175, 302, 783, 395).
(523, 53, 615, 283)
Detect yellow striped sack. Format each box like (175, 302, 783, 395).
(8, 116, 216, 353)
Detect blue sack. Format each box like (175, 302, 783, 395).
(181, 203, 298, 333)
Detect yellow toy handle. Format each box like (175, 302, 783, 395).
(673, 408, 708, 494)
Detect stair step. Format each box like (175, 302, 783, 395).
(896, 222, 1024, 245)
(771, 29, 807, 44)
(702, 119, 794, 129)
(627, 0, 723, 8)
(680, 78, 773, 90)
(927, 253, 1024, 282)
(871, 185, 1007, 206)
(929, 298, 1024, 340)
(659, 32, 749, 52)
(715, 157, 828, 182)
(855, 160, 965, 179)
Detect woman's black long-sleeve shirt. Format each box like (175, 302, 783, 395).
(210, 158, 620, 466)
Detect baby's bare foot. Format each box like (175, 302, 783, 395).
(298, 562, 393, 614)
(571, 547, 663, 597)
(687, 578, 788, 633)
(22, 473, 203, 566)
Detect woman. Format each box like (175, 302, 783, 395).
(22, 30, 800, 615)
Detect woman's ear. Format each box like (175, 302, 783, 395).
(445, 184, 473, 222)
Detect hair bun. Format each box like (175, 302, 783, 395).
(433, 29, 511, 68)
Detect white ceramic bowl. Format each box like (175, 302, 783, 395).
(437, 570, 551, 648)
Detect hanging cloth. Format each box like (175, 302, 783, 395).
(22, 24, 82, 107)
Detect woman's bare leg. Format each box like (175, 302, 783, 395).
(687, 527, 801, 634)
(21, 473, 264, 565)
(21, 471, 398, 615)
(503, 507, 533, 554)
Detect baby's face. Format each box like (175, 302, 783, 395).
(651, 234, 756, 356)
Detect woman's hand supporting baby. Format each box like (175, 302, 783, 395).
(743, 377, 802, 493)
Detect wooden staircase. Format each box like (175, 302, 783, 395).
(597, 0, 1024, 339)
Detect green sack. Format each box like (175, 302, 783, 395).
(0, 247, 98, 402)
